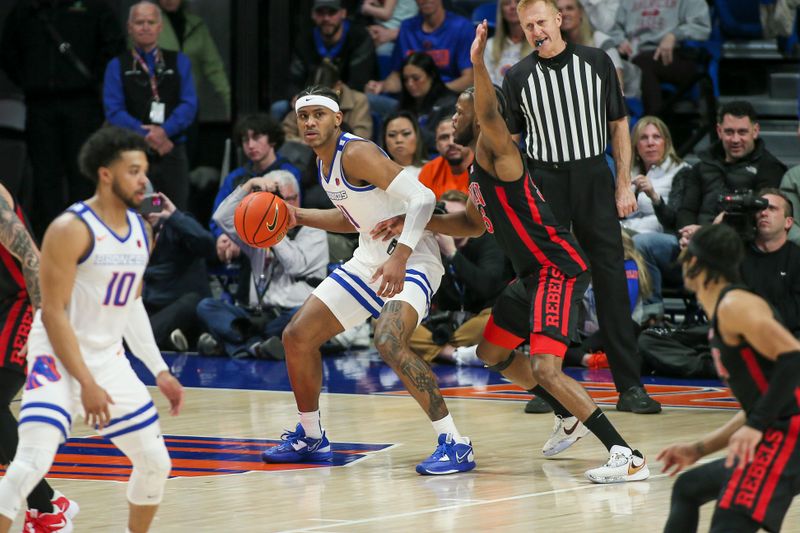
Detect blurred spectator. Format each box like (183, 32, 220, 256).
(0, 0, 124, 236)
(609, 0, 711, 115)
(364, 0, 474, 116)
(197, 171, 328, 359)
(622, 116, 690, 234)
(409, 190, 508, 363)
(558, 0, 640, 98)
(362, 0, 418, 59)
(634, 101, 787, 319)
(581, 0, 620, 33)
(382, 110, 427, 176)
(483, 0, 533, 86)
(211, 114, 301, 259)
(157, 0, 231, 119)
(103, 1, 197, 210)
(398, 52, 457, 153)
(275, 0, 377, 121)
(283, 59, 372, 141)
(418, 118, 472, 199)
(141, 191, 216, 352)
(740, 188, 800, 336)
(780, 165, 800, 246)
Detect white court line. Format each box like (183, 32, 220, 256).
(277, 472, 672, 532)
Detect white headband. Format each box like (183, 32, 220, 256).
(295, 95, 340, 114)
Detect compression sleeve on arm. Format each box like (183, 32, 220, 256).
(384, 167, 436, 250)
(746, 350, 800, 431)
(123, 297, 169, 378)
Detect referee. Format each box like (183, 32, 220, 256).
(502, 0, 660, 413)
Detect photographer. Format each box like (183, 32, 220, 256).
(634, 101, 786, 320)
(409, 190, 509, 364)
(141, 190, 216, 351)
(196, 170, 328, 359)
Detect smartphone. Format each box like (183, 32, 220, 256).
(139, 194, 163, 215)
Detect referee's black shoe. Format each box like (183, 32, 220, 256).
(616, 386, 662, 414)
(524, 396, 554, 413)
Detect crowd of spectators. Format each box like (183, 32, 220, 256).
(2, 0, 800, 371)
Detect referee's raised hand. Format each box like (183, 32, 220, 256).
(471, 20, 489, 66)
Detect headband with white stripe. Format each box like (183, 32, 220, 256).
(295, 95, 340, 114)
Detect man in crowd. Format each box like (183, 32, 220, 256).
(418, 118, 473, 199)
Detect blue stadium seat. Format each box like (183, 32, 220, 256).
(471, 2, 497, 28)
(715, 0, 762, 39)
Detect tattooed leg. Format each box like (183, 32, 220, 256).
(374, 301, 448, 421)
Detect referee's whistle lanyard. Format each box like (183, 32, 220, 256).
(131, 48, 163, 103)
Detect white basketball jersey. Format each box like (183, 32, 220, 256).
(28, 203, 150, 364)
(319, 132, 440, 268)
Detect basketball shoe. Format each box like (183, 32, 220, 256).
(261, 423, 333, 463)
(542, 415, 590, 457)
(584, 445, 649, 483)
(23, 508, 72, 533)
(415, 433, 476, 475)
(51, 490, 79, 520)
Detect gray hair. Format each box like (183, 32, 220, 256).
(264, 170, 299, 195)
(128, 1, 162, 23)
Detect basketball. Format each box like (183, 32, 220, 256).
(233, 191, 289, 248)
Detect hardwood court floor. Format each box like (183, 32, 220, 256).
(5, 352, 800, 532)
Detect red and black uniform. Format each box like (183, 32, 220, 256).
(665, 285, 800, 533)
(468, 157, 589, 356)
(0, 198, 33, 375)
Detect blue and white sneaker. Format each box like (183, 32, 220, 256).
(415, 433, 476, 475)
(261, 423, 333, 463)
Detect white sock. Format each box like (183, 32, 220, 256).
(431, 413, 463, 441)
(299, 411, 323, 439)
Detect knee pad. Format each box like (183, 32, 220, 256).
(126, 440, 172, 506)
(0, 433, 59, 519)
(485, 350, 516, 373)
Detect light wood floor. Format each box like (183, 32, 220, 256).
(7, 387, 800, 532)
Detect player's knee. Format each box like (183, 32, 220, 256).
(282, 320, 309, 353)
(126, 442, 172, 506)
(483, 350, 515, 372)
(373, 324, 402, 365)
(671, 469, 702, 503)
(531, 363, 561, 388)
(0, 441, 58, 517)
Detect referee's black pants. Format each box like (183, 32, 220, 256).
(528, 155, 642, 392)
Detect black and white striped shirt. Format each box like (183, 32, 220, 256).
(502, 43, 627, 163)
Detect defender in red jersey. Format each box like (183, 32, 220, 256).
(659, 223, 800, 532)
(373, 21, 649, 483)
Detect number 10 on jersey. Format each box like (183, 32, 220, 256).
(103, 271, 136, 306)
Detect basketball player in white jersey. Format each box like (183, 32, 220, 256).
(250, 86, 475, 475)
(0, 126, 184, 533)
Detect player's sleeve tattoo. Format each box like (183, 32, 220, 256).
(0, 194, 41, 308)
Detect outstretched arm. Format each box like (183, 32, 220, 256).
(471, 21, 523, 182)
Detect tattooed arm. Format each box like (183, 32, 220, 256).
(0, 184, 41, 309)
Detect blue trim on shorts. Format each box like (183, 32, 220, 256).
(20, 402, 73, 425)
(329, 272, 381, 318)
(102, 412, 159, 439)
(404, 277, 431, 313)
(101, 400, 155, 430)
(18, 415, 69, 441)
(338, 267, 385, 309)
(406, 269, 433, 295)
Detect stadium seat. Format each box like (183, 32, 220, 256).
(716, 0, 762, 39)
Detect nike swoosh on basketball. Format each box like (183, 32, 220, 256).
(563, 421, 580, 435)
(266, 205, 279, 231)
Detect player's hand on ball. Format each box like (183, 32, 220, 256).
(370, 215, 405, 241)
(157, 371, 184, 416)
(82, 380, 114, 429)
(657, 442, 701, 476)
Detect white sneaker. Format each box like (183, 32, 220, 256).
(452, 345, 482, 366)
(542, 416, 590, 457)
(584, 445, 650, 484)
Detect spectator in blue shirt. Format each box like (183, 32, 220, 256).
(103, 1, 197, 209)
(212, 114, 302, 264)
(364, 0, 474, 117)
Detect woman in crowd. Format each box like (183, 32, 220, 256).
(623, 116, 690, 234)
(398, 52, 457, 154)
(483, 0, 532, 86)
(382, 110, 426, 177)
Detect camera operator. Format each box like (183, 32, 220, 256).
(196, 170, 328, 359)
(634, 101, 786, 320)
(409, 190, 510, 364)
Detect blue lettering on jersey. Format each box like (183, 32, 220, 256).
(25, 355, 62, 390)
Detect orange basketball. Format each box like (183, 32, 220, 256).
(233, 191, 289, 248)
